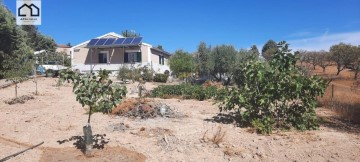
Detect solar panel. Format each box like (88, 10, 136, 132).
(122, 38, 134, 45)
(114, 38, 126, 45)
(87, 39, 99, 46)
(104, 38, 116, 45)
(95, 38, 108, 45)
(131, 37, 143, 44)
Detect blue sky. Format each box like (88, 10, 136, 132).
(3, 0, 360, 53)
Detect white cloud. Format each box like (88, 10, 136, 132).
(288, 31, 360, 51)
(288, 31, 312, 38)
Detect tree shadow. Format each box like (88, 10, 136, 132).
(57, 134, 110, 153)
(319, 115, 360, 135)
(204, 112, 247, 127)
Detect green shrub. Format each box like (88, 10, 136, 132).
(117, 65, 154, 82)
(153, 74, 168, 83)
(45, 69, 55, 77)
(220, 41, 327, 134)
(150, 84, 224, 101)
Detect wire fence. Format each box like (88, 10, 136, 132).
(319, 83, 360, 123)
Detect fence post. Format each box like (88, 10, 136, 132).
(331, 84, 334, 110)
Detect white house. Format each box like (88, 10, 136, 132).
(70, 32, 171, 74)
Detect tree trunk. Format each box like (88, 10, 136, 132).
(84, 106, 93, 156)
(336, 65, 342, 75)
(322, 67, 326, 73)
(15, 83, 18, 98)
(83, 125, 93, 156)
(354, 67, 359, 79)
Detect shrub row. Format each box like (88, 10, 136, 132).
(150, 84, 226, 101)
(153, 74, 168, 83)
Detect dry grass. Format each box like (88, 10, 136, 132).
(318, 84, 360, 123)
(201, 126, 227, 146)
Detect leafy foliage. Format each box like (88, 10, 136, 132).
(117, 64, 154, 82)
(220, 41, 327, 134)
(261, 40, 277, 60)
(250, 45, 260, 57)
(330, 43, 358, 75)
(121, 30, 140, 37)
(150, 84, 225, 101)
(195, 41, 211, 76)
(207, 45, 237, 81)
(153, 74, 169, 83)
(0, 5, 34, 81)
(60, 69, 127, 123)
(169, 50, 195, 79)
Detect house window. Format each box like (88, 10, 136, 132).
(98, 52, 108, 63)
(124, 52, 142, 63)
(158, 55, 165, 65)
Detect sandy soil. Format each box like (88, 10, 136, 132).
(0, 77, 359, 162)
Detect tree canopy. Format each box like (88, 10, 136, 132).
(208, 45, 237, 81)
(261, 40, 277, 60)
(169, 50, 194, 78)
(330, 43, 357, 75)
(195, 41, 210, 76)
(121, 30, 140, 37)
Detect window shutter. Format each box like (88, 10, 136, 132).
(98, 53, 102, 63)
(124, 53, 128, 63)
(137, 52, 142, 62)
(162, 56, 165, 65)
(159, 55, 161, 64)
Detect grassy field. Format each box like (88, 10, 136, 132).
(307, 64, 360, 123)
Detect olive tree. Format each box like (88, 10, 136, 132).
(208, 45, 237, 81)
(330, 43, 357, 75)
(169, 50, 195, 80)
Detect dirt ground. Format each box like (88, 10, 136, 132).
(0, 77, 360, 162)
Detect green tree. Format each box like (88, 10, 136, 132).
(0, 4, 34, 94)
(330, 43, 356, 75)
(221, 41, 326, 134)
(352, 45, 360, 79)
(250, 45, 260, 57)
(195, 41, 210, 76)
(60, 69, 127, 155)
(261, 40, 277, 60)
(208, 45, 237, 81)
(121, 30, 140, 37)
(169, 50, 194, 79)
(157, 45, 163, 50)
(21, 25, 56, 52)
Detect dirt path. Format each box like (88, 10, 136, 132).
(0, 78, 359, 161)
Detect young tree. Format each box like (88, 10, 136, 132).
(208, 45, 237, 81)
(169, 50, 195, 79)
(195, 41, 210, 76)
(221, 41, 326, 134)
(261, 40, 277, 60)
(330, 43, 356, 75)
(60, 69, 127, 155)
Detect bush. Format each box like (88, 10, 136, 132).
(154, 74, 168, 83)
(150, 84, 224, 101)
(45, 69, 56, 77)
(220, 41, 327, 134)
(117, 66, 132, 81)
(117, 65, 154, 82)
